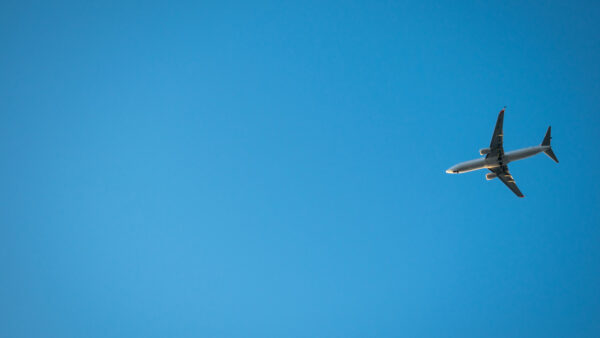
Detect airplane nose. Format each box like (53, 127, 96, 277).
(446, 167, 457, 174)
(446, 168, 453, 174)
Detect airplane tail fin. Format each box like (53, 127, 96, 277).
(541, 126, 559, 163)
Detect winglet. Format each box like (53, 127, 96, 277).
(541, 126, 559, 163)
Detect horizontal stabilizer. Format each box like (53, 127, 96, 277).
(542, 126, 552, 146)
(541, 126, 558, 163)
(544, 148, 559, 163)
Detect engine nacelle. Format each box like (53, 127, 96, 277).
(479, 147, 491, 155)
(486, 172, 497, 180)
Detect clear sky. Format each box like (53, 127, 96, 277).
(1, 1, 599, 337)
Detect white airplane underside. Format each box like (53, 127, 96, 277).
(446, 108, 558, 197)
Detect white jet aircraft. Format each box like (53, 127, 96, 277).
(446, 107, 558, 197)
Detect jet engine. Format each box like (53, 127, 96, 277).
(479, 147, 491, 155)
(486, 172, 497, 180)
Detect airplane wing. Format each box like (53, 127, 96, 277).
(486, 108, 505, 160)
(489, 165, 524, 197)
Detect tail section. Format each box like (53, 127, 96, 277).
(541, 126, 559, 163)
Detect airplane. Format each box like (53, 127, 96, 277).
(445, 107, 558, 197)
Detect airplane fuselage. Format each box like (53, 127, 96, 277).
(446, 145, 550, 174)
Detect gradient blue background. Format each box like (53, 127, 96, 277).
(1, 1, 599, 337)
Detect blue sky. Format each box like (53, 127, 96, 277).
(1, 1, 599, 337)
